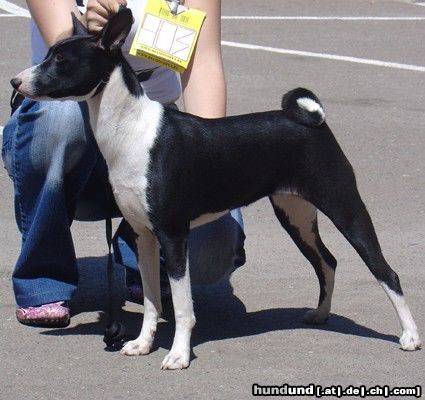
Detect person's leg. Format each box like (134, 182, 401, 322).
(114, 209, 245, 301)
(113, 219, 172, 300)
(181, 0, 226, 118)
(2, 98, 99, 309)
(188, 209, 245, 285)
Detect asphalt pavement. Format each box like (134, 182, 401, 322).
(0, 0, 424, 399)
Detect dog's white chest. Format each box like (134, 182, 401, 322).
(88, 68, 164, 232)
(105, 142, 154, 231)
(111, 175, 152, 231)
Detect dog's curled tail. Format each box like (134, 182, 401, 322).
(281, 88, 325, 127)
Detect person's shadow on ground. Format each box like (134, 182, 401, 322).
(40, 255, 399, 353)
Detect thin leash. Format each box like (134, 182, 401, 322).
(102, 2, 127, 349)
(103, 217, 126, 348)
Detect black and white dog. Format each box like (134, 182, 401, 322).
(11, 9, 421, 369)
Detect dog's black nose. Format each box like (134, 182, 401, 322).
(10, 77, 22, 90)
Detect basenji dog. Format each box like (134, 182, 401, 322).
(11, 9, 421, 369)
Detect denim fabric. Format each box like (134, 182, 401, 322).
(2, 99, 245, 308)
(115, 208, 245, 285)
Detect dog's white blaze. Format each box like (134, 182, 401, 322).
(297, 97, 325, 120)
(14, 66, 37, 97)
(87, 66, 163, 232)
(161, 257, 195, 369)
(381, 282, 421, 350)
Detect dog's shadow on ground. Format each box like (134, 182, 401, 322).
(40, 256, 399, 350)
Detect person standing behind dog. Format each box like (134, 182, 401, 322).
(2, 0, 245, 327)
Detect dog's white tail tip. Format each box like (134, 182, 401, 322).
(281, 88, 326, 127)
(296, 97, 325, 121)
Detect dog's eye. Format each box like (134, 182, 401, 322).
(54, 53, 65, 63)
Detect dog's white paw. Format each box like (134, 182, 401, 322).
(160, 349, 190, 370)
(303, 309, 329, 325)
(399, 331, 421, 351)
(120, 339, 152, 356)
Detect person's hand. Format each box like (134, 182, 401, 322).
(85, 0, 127, 33)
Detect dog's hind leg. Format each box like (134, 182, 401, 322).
(314, 184, 421, 351)
(156, 230, 195, 370)
(121, 229, 162, 356)
(270, 194, 337, 324)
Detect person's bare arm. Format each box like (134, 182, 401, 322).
(26, 0, 82, 46)
(180, 0, 226, 118)
(26, 0, 126, 47)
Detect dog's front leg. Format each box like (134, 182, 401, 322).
(157, 231, 195, 370)
(121, 228, 162, 356)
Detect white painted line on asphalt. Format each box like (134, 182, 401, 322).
(222, 16, 425, 21)
(1, 1, 424, 20)
(222, 40, 425, 73)
(0, 14, 22, 17)
(0, 0, 29, 17)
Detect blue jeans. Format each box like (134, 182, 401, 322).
(2, 98, 245, 308)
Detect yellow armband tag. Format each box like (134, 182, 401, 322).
(129, 0, 206, 73)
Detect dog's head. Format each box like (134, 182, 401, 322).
(11, 8, 133, 101)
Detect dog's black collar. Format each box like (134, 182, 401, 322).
(136, 68, 156, 82)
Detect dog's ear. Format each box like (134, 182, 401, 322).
(71, 12, 88, 36)
(100, 8, 134, 51)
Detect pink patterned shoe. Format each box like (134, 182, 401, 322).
(16, 301, 70, 327)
